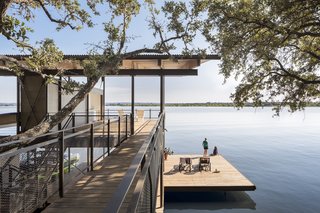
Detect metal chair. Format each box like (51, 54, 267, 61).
(179, 157, 192, 172)
(199, 157, 211, 172)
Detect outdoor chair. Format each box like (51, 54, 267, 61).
(179, 157, 192, 172)
(118, 109, 124, 117)
(136, 110, 145, 122)
(199, 157, 211, 172)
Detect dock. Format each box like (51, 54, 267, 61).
(163, 155, 256, 192)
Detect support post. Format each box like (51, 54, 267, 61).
(131, 75, 135, 134)
(16, 77, 20, 133)
(68, 147, 71, 173)
(102, 77, 106, 120)
(72, 113, 75, 133)
(117, 116, 121, 146)
(160, 75, 165, 114)
(125, 114, 128, 139)
(107, 118, 110, 155)
(86, 94, 89, 123)
(58, 76, 62, 130)
(90, 123, 94, 171)
(59, 131, 65, 197)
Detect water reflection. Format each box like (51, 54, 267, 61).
(165, 191, 256, 211)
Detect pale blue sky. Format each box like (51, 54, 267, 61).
(0, 2, 237, 103)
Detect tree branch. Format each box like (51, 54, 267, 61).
(35, 0, 77, 30)
(270, 57, 320, 84)
(0, 55, 43, 76)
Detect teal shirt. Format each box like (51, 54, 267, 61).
(202, 140, 208, 149)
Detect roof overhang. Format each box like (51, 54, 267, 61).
(0, 54, 220, 77)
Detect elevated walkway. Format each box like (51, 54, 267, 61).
(44, 120, 157, 213)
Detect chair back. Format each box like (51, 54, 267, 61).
(200, 157, 210, 164)
(185, 157, 191, 164)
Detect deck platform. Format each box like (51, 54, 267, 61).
(44, 120, 157, 213)
(163, 155, 256, 192)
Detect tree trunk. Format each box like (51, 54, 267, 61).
(0, 0, 11, 18)
(0, 75, 100, 153)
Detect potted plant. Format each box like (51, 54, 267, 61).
(164, 147, 173, 160)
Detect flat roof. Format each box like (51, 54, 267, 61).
(0, 54, 220, 77)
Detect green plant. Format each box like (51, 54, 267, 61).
(164, 147, 173, 155)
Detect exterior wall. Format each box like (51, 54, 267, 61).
(20, 74, 47, 132)
(89, 88, 102, 122)
(47, 84, 103, 129)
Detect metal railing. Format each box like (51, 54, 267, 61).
(0, 114, 131, 213)
(105, 109, 160, 119)
(106, 113, 165, 213)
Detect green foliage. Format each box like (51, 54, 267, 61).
(25, 39, 63, 72)
(159, 0, 320, 115)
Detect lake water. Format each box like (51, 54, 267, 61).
(164, 107, 320, 213)
(1, 106, 320, 212)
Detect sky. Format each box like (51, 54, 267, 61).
(0, 1, 238, 103)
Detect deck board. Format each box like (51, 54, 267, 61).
(44, 120, 157, 212)
(164, 155, 256, 191)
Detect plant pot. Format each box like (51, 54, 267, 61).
(164, 153, 168, 160)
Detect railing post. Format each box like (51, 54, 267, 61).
(149, 109, 151, 119)
(117, 116, 121, 146)
(90, 123, 94, 171)
(59, 131, 65, 198)
(125, 114, 128, 139)
(103, 118, 105, 157)
(68, 147, 71, 173)
(108, 118, 110, 155)
(72, 113, 75, 133)
(130, 113, 134, 135)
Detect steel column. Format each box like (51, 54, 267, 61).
(16, 77, 20, 133)
(59, 131, 65, 197)
(90, 123, 94, 171)
(131, 75, 135, 134)
(107, 118, 110, 155)
(160, 75, 165, 114)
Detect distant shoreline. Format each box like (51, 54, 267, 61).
(2, 102, 320, 107)
(105, 102, 320, 107)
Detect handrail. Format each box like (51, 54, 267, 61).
(128, 128, 161, 212)
(105, 113, 164, 213)
(0, 112, 135, 213)
(62, 113, 74, 129)
(0, 114, 117, 148)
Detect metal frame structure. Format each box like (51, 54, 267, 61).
(0, 113, 131, 212)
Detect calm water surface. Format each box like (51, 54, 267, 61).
(1, 106, 320, 212)
(164, 107, 320, 213)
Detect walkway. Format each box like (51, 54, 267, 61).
(44, 120, 157, 213)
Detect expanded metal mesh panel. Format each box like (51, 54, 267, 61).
(0, 143, 60, 213)
(135, 172, 152, 213)
(130, 123, 164, 213)
(0, 115, 131, 213)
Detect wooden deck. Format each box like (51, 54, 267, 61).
(163, 155, 256, 192)
(44, 119, 157, 213)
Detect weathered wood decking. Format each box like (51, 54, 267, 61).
(44, 120, 157, 213)
(163, 155, 256, 192)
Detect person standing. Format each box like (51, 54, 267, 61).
(202, 138, 208, 156)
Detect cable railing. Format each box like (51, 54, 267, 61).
(0, 113, 132, 213)
(106, 113, 165, 213)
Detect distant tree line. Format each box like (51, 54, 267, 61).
(106, 102, 320, 107)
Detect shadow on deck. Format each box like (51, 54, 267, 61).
(44, 119, 157, 213)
